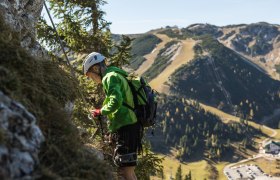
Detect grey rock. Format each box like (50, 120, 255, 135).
(186, 23, 223, 38)
(231, 23, 279, 56)
(0, 91, 45, 179)
(0, 0, 46, 59)
(83, 143, 104, 160)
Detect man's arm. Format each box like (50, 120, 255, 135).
(101, 75, 123, 115)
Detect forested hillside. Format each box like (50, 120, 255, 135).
(169, 36, 280, 127)
(129, 26, 280, 128)
(150, 95, 263, 161)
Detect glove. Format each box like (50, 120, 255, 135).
(91, 109, 101, 118)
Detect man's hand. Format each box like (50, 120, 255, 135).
(91, 109, 101, 118)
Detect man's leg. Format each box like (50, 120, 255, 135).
(120, 166, 137, 180)
(113, 123, 140, 180)
(132, 166, 137, 180)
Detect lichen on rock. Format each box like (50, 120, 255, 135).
(0, 0, 46, 58)
(0, 91, 45, 179)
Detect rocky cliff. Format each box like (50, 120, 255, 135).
(0, 0, 45, 58)
(0, 1, 46, 179)
(0, 91, 44, 179)
(219, 23, 280, 79)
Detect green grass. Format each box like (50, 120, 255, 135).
(129, 34, 162, 70)
(214, 162, 229, 180)
(143, 40, 178, 80)
(151, 154, 234, 180)
(129, 56, 147, 70)
(131, 34, 161, 56)
(151, 154, 210, 180)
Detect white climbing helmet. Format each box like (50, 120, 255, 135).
(82, 52, 105, 74)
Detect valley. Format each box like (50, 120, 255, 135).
(150, 103, 279, 180)
(128, 24, 280, 179)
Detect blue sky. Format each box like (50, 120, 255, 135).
(103, 0, 280, 34)
(42, 0, 280, 34)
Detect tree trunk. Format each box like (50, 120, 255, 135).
(91, 1, 99, 51)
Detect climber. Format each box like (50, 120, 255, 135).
(82, 52, 142, 180)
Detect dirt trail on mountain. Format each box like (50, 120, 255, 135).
(135, 34, 172, 75)
(149, 39, 196, 93)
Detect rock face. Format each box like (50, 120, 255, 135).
(218, 22, 280, 79)
(0, 0, 46, 58)
(185, 23, 223, 38)
(0, 91, 45, 179)
(228, 23, 279, 56)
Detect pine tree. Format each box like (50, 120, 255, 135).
(109, 35, 132, 67)
(226, 138, 231, 147)
(38, 0, 110, 54)
(193, 137, 198, 147)
(175, 165, 183, 180)
(217, 148, 221, 160)
(37, 0, 131, 66)
(249, 108, 254, 119)
(135, 141, 163, 180)
(214, 123, 219, 132)
(159, 169, 165, 180)
(184, 170, 192, 180)
(206, 137, 211, 147)
(189, 170, 192, 180)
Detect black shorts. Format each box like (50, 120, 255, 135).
(112, 122, 142, 167)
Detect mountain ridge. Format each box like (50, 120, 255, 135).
(127, 22, 280, 128)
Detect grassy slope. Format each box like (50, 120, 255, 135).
(199, 103, 278, 140)
(136, 34, 172, 75)
(151, 154, 210, 180)
(149, 39, 196, 93)
(129, 34, 162, 70)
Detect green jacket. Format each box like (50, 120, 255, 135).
(100, 66, 137, 132)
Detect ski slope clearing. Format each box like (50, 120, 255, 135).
(149, 39, 196, 93)
(135, 34, 172, 75)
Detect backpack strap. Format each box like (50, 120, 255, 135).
(136, 85, 148, 104)
(113, 71, 147, 110)
(112, 71, 138, 111)
(126, 80, 139, 109)
(123, 102, 135, 111)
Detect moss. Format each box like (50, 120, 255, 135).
(0, 15, 111, 179)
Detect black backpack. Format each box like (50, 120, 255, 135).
(122, 74, 157, 128)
